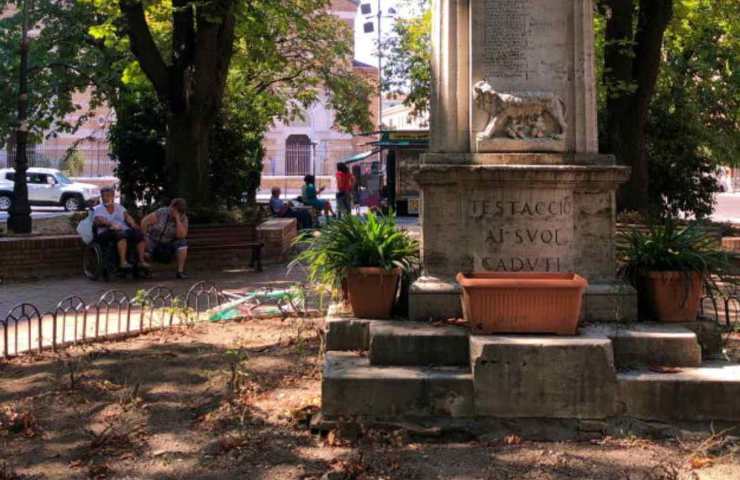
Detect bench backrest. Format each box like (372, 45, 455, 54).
(189, 224, 258, 243)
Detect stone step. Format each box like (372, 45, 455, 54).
(368, 321, 469, 366)
(617, 362, 740, 421)
(322, 351, 474, 418)
(325, 315, 380, 351)
(470, 335, 617, 419)
(583, 323, 701, 368)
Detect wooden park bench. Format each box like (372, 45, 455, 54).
(187, 223, 264, 272)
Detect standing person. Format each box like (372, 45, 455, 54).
(335, 162, 354, 218)
(92, 186, 149, 270)
(141, 198, 190, 279)
(302, 175, 335, 217)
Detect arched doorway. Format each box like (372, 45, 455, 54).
(285, 134, 312, 176)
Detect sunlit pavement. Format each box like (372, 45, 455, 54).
(712, 192, 740, 224)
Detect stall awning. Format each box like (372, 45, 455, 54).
(363, 130, 430, 149)
(343, 150, 379, 165)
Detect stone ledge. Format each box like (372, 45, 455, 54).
(422, 152, 617, 166)
(325, 316, 383, 351)
(617, 362, 740, 421)
(323, 352, 474, 418)
(582, 323, 701, 368)
(415, 163, 631, 188)
(410, 278, 637, 323)
(369, 321, 469, 367)
(470, 335, 617, 419)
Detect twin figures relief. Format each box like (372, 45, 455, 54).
(473, 80, 568, 151)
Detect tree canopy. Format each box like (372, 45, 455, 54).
(79, 0, 373, 206)
(0, 0, 121, 148)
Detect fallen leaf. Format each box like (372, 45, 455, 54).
(690, 456, 713, 469)
(649, 366, 682, 374)
(504, 434, 522, 445)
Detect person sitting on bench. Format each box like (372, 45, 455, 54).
(92, 186, 149, 270)
(302, 175, 335, 217)
(269, 187, 313, 229)
(141, 198, 190, 279)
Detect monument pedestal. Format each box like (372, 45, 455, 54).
(409, 275, 637, 323)
(410, 155, 636, 322)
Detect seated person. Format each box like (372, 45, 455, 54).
(302, 175, 335, 217)
(92, 186, 148, 270)
(141, 198, 189, 279)
(269, 187, 312, 229)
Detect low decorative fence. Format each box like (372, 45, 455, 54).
(701, 286, 740, 327)
(0, 281, 224, 359)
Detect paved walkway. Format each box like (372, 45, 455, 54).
(0, 263, 305, 316)
(0, 263, 308, 357)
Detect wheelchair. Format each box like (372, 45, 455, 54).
(82, 222, 151, 281)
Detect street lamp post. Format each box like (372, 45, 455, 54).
(8, 0, 34, 234)
(377, 0, 382, 131)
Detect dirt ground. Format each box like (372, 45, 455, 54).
(1, 317, 738, 480)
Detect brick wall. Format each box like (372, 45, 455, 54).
(0, 220, 289, 282)
(0, 235, 83, 281)
(257, 218, 298, 262)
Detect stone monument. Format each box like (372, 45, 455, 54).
(318, 0, 739, 429)
(409, 0, 637, 322)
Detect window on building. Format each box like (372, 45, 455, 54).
(285, 135, 312, 176)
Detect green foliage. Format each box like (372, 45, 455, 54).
(209, 110, 264, 209)
(617, 221, 731, 289)
(109, 87, 168, 210)
(641, 0, 739, 218)
(382, 0, 432, 122)
(290, 212, 420, 289)
(646, 96, 720, 219)
(111, 86, 266, 214)
(227, 0, 373, 133)
(0, 0, 123, 147)
(61, 150, 85, 177)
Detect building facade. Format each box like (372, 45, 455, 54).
(260, 0, 378, 191)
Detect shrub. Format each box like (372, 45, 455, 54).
(617, 220, 732, 293)
(290, 211, 420, 289)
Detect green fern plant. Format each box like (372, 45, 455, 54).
(617, 220, 733, 297)
(289, 211, 420, 290)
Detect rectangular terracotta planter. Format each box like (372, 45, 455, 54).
(457, 272, 588, 335)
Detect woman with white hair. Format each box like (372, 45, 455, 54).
(92, 186, 149, 270)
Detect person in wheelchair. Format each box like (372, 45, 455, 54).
(92, 186, 149, 271)
(141, 198, 190, 279)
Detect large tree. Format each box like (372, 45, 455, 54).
(599, 0, 675, 213)
(101, 0, 372, 208)
(0, 0, 119, 232)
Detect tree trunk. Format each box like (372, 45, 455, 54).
(119, 0, 236, 211)
(601, 0, 674, 214)
(166, 113, 211, 206)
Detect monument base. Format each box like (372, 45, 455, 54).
(409, 275, 637, 323)
(413, 155, 631, 324)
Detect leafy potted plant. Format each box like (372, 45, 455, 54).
(618, 221, 731, 322)
(290, 211, 419, 318)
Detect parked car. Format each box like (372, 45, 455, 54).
(0, 167, 101, 211)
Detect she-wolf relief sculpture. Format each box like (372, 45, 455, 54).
(473, 80, 568, 150)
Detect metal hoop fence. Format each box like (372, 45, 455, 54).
(1, 281, 224, 359)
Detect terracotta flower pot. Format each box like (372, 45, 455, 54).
(643, 271, 703, 323)
(456, 272, 588, 335)
(346, 267, 401, 319)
